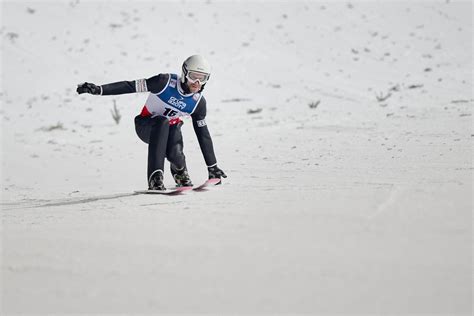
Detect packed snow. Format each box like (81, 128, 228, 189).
(1, 0, 472, 314)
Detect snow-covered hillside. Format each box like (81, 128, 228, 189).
(1, 0, 472, 314)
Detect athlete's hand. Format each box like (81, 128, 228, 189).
(208, 165, 227, 183)
(76, 82, 101, 95)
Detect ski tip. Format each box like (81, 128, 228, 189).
(207, 178, 221, 185)
(192, 178, 222, 191)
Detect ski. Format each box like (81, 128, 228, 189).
(134, 186, 193, 195)
(135, 178, 221, 195)
(193, 178, 221, 191)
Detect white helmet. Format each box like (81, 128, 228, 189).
(181, 55, 211, 86)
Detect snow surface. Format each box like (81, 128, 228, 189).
(1, 0, 472, 314)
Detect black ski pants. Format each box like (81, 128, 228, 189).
(134, 115, 186, 181)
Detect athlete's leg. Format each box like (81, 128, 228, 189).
(166, 122, 192, 186)
(134, 115, 169, 183)
(166, 122, 186, 169)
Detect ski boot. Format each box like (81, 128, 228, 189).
(148, 170, 165, 191)
(170, 165, 193, 187)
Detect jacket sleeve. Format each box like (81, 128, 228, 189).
(100, 74, 169, 95)
(191, 97, 218, 167)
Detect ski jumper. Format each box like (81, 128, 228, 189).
(99, 73, 218, 181)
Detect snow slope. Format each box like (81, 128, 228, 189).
(1, 0, 472, 314)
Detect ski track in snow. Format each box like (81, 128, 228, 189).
(2, 192, 140, 210)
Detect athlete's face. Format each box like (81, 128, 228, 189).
(185, 71, 209, 93)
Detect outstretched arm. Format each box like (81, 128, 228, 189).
(76, 74, 170, 95)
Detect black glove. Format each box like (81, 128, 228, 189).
(208, 165, 227, 181)
(76, 82, 101, 95)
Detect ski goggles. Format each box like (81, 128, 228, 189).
(186, 71, 210, 84)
